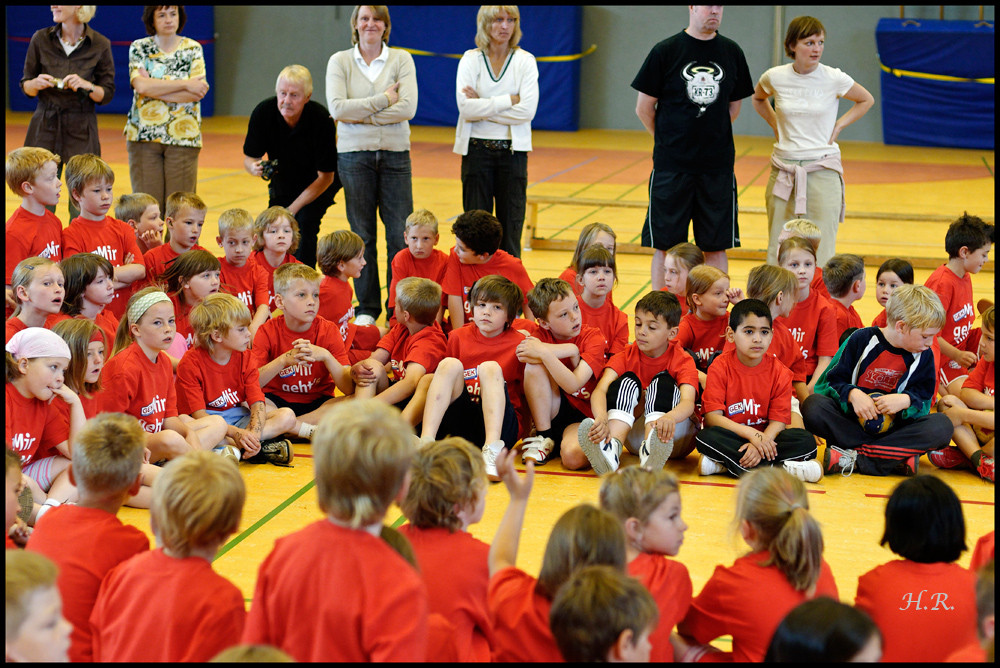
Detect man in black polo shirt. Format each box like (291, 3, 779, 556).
(243, 64, 340, 268)
(633, 5, 752, 284)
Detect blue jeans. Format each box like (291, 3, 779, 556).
(337, 150, 413, 319)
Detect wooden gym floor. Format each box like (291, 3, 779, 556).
(6, 112, 994, 643)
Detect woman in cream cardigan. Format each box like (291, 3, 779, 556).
(454, 5, 539, 258)
(327, 5, 417, 324)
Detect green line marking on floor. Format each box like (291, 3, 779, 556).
(982, 156, 994, 178)
(391, 514, 407, 529)
(214, 479, 316, 562)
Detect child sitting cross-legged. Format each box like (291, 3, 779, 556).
(90, 451, 247, 662)
(575, 291, 700, 474)
(695, 299, 823, 482)
(350, 277, 447, 426)
(25, 413, 150, 662)
(177, 292, 297, 466)
(215, 208, 270, 338)
(316, 229, 383, 363)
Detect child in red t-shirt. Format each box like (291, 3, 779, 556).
(215, 208, 270, 337)
(140, 191, 209, 285)
(115, 192, 163, 256)
(695, 299, 822, 481)
(560, 221, 616, 300)
(251, 264, 352, 431)
(576, 291, 699, 474)
(925, 213, 993, 395)
(243, 401, 428, 662)
(420, 275, 527, 480)
(46, 252, 119, 346)
(933, 304, 994, 481)
(5, 449, 31, 549)
(178, 293, 298, 466)
(5, 148, 63, 302)
(855, 475, 979, 662)
(440, 210, 534, 330)
(6, 257, 64, 342)
(26, 413, 150, 662)
(103, 287, 228, 462)
(774, 218, 830, 299)
(823, 253, 866, 342)
(5, 551, 72, 662)
(61, 154, 146, 320)
(658, 242, 704, 317)
(575, 244, 628, 359)
(518, 278, 606, 466)
(91, 451, 247, 662)
(599, 466, 693, 662)
(159, 249, 221, 349)
(676, 265, 742, 387)
(387, 209, 449, 327)
(317, 229, 383, 363)
(398, 437, 494, 662)
(5, 327, 80, 519)
(871, 258, 913, 327)
(676, 467, 839, 663)
(776, 236, 838, 390)
(251, 205, 304, 311)
(351, 277, 447, 425)
(489, 448, 627, 662)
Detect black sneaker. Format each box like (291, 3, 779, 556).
(247, 439, 294, 467)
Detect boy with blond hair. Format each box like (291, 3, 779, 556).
(823, 253, 866, 341)
(177, 293, 297, 465)
(5, 550, 72, 663)
(243, 400, 429, 662)
(61, 153, 147, 319)
(251, 263, 352, 431)
(317, 229, 382, 362)
(215, 208, 270, 337)
(91, 451, 247, 662)
(5, 147, 63, 300)
(388, 208, 449, 325)
(803, 284, 955, 476)
(115, 192, 163, 255)
(775, 218, 830, 299)
(26, 413, 150, 662)
(142, 191, 209, 284)
(351, 277, 448, 425)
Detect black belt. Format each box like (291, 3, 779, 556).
(470, 137, 512, 151)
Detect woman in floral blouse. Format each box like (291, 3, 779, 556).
(125, 5, 208, 211)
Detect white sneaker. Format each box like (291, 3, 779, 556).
(213, 444, 241, 464)
(577, 418, 621, 475)
(783, 459, 824, 483)
(640, 430, 674, 470)
(520, 435, 554, 464)
(699, 454, 725, 476)
(483, 440, 504, 482)
(353, 314, 377, 327)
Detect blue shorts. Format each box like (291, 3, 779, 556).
(206, 406, 252, 429)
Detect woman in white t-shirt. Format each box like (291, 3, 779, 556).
(454, 5, 539, 258)
(752, 16, 874, 265)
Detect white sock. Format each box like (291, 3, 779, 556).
(297, 422, 315, 439)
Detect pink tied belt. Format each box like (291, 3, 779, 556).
(770, 154, 846, 222)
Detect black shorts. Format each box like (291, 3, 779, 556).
(437, 382, 519, 448)
(265, 392, 335, 416)
(642, 169, 741, 252)
(547, 396, 588, 457)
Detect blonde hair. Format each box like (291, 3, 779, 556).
(782, 218, 822, 252)
(734, 468, 824, 595)
(350, 5, 392, 44)
(113, 285, 172, 356)
(64, 153, 114, 205)
(5, 146, 60, 195)
(686, 265, 728, 313)
(151, 451, 245, 558)
(747, 264, 797, 308)
(189, 293, 252, 351)
(599, 465, 681, 526)
(272, 262, 320, 296)
(885, 284, 946, 330)
(312, 400, 416, 528)
(666, 242, 705, 273)
(317, 229, 364, 277)
(115, 192, 157, 224)
(395, 276, 442, 325)
(211, 645, 295, 663)
(76, 6, 97, 23)
(400, 437, 486, 532)
(9, 256, 60, 318)
(405, 208, 439, 234)
(569, 222, 616, 272)
(6, 550, 59, 640)
(253, 206, 300, 254)
(217, 208, 255, 239)
(475, 5, 522, 50)
(778, 235, 817, 265)
(536, 504, 627, 600)
(71, 412, 145, 496)
(163, 191, 207, 243)
(275, 64, 313, 98)
(51, 318, 105, 398)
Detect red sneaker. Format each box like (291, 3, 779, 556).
(976, 455, 994, 483)
(927, 446, 970, 470)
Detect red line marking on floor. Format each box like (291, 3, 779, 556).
(865, 493, 993, 506)
(294, 453, 313, 459)
(514, 468, 596, 479)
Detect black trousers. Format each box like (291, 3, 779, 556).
(606, 371, 682, 425)
(461, 142, 528, 258)
(695, 426, 816, 478)
(270, 187, 334, 270)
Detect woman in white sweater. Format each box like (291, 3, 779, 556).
(454, 5, 539, 258)
(327, 4, 417, 324)
(752, 16, 873, 266)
